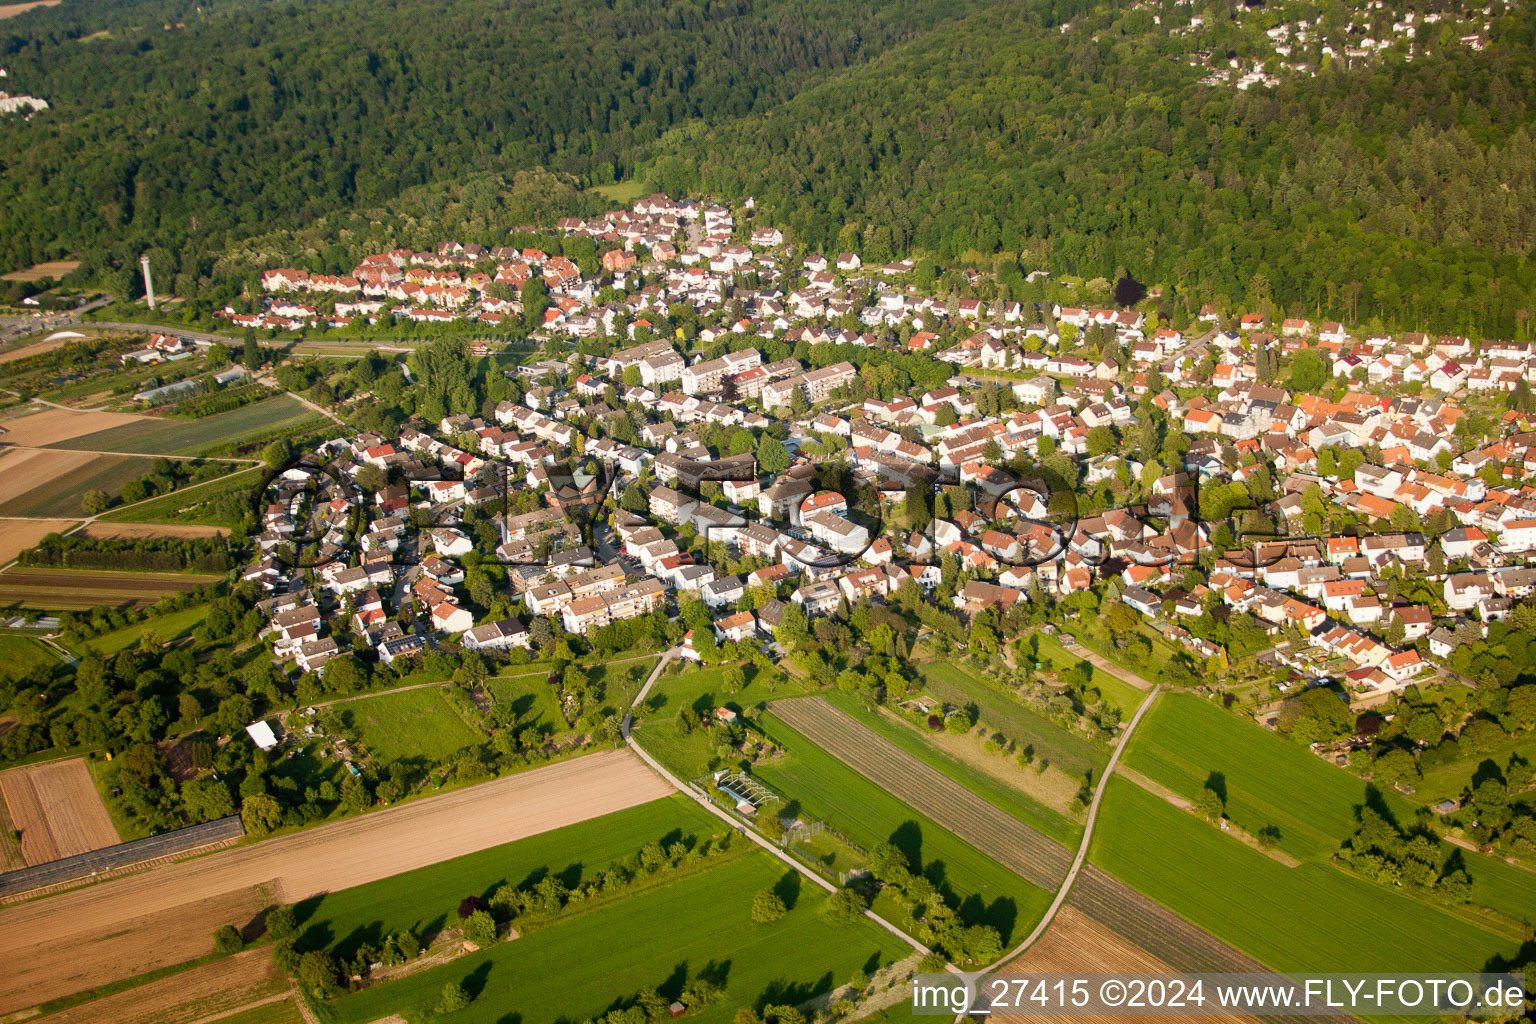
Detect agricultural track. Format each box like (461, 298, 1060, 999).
(771, 696, 1072, 889)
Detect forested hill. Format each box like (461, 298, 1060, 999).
(1, 0, 1534, 335)
(0, 0, 992, 296)
(645, 1, 1536, 337)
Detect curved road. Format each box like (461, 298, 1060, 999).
(990, 684, 1163, 966)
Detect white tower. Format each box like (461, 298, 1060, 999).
(140, 254, 155, 310)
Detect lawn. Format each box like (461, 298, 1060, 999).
(1031, 633, 1145, 713)
(484, 674, 569, 737)
(85, 604, 211, 655)
(1413, 730, 1536, 806)
(823, 691, 1081, 846)
(915, 660, 1106, 781)
(632, 662, 817, 781)
(1122, 692, 1423, 862)
(98, 466, 263, 525)
(48, 395, 317, 456)
(321, 806, 908, 1024)
(0, 632, 63, 674)
(294, 797, 718, 960)
(750, 710, 1051, 945)
(332, 687, 484, 768)
(590, 179, 650, 205)
(1089, 777, 1524, 974)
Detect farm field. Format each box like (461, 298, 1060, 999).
(1122, 692, 1421, 862)
(0, 757, 119, 865)
(825, 691, 1082, 839)
(330, 686, 484, 767)
(771, 697, 1073, 890)
(0, 750, 673, 1012)
(0, 518, 76, 565)
(96, 466, 261, 526)
(327, 848, 908, 1024)
(0, 334, 80, 365)
(30, 948, 288, 1024)
(80, 522, 228, 540)
(293, 796, 720, 960)
(915, 659, 1106, 782)
(1088, 777, 1522, 974)
(48, 396, 317, 457)
(85, 605, 211, 655)
(0, 568, 221, 610)
(0, 255, 74, 274)
(746, 709, 1052, 944)
(993, 905, 1258, 1024)
(1119, 692, 1536, 919)
(0, 408, 148, 447)
(0, 449, 167, 518)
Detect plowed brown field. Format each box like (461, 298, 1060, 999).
(0, 748, 671, 1013)
(0, 757, 118, 865)
(992, 906, 1257, 1024)
(0, 408, 148, 446)
(81, 522, 229, 540)
(32, 944, 285, 1024)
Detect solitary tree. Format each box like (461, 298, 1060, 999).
(1194, 786, 1225, 822)
(435, 980, 470, 1013)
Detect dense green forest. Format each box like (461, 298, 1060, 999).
(0, 0, 984, 297)
(1, 0, 1533, 334)
(648, 2, 1536, 336)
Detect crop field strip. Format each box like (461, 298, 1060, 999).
(0, 758, 119, 866)
(1065, 869, 1357, 1024)
(994, 906, 1260, 1024)
(771, 696, 1072, 890)
(0, 568, 220, 610)
(44, 395, 319, 457)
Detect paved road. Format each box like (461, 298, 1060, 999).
(986, 685, 1163, 971)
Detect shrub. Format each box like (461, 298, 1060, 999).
(213, 924, 244, 954)
(462, 909, 496, 946)
(750, 889, 787, 924)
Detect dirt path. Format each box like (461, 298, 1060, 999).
(0, 750, 671, 1012)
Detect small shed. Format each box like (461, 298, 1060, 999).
(244, 721, 279, 752)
